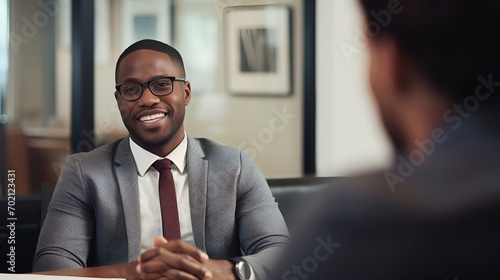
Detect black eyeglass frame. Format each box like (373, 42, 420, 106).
(115, 76, 186, 101)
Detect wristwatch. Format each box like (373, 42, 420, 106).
(234, 259, 252, 280)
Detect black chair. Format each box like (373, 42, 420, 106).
(39, 178, 333, 229)
(41, 182, 56, 227)
(36, 178, 332, 254)
(0, 194, 42, 273)
(268, 177, 335, 228)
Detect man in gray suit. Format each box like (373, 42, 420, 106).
(33, 39, 289, 279)
(274, 0, 500, 279)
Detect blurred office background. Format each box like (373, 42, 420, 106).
(0, 0, 393, 195)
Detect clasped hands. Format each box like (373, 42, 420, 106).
(135, 236, 236, 280)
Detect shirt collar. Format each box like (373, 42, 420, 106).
(129, 132, 188, 177)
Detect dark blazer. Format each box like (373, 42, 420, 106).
(274, 110, 500, 279)
(33, 136, 289, 277)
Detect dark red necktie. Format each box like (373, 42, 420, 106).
(152, 159, 181, 240)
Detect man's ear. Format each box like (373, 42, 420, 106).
(114, 91, 120, 102)
(184, 81, 191, 106)
(368, 35, 408, 100)
(385, 37, 417, 95)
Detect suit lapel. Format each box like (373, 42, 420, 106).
(114, 137, 141, 261)
(186, 137, 208, 252)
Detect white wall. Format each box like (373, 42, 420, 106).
(316, 0, 393, 176)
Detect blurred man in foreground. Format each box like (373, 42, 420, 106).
(274, 0, 500, 279)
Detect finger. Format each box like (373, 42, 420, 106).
(139, 246, 201, 265)
(139, 269, 199, 280)
(139, 248, 212, 280)
(161, 240, 209, 263)
(137, 271, 164, 280)
(139, 236, 170, 264)
(154, 235, 169, 247)
(140, 240, 208, 264)
(139, 264, 212, 280)
(139, 253, 196, 273)
(139, 271, 172, 280)
(139, 247, 162, 263)
(162, 268, 210, 280)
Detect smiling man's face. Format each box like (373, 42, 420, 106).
(114, 49, 191, 156)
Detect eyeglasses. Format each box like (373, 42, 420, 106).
(115, 76, 186, 101)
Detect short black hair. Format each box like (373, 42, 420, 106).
(358, 0, 500, 103)
(115, 39, 186, 82)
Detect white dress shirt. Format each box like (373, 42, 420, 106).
(129, 132, 194, 253)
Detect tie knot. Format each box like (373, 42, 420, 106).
(152, 159, 172, 171)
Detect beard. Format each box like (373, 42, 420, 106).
(124, 112, 185, 152)
(129, 127, 178, 148)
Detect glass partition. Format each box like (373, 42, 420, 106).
(3, 0, 71, 194)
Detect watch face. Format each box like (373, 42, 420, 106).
(236, 260, 251, 280)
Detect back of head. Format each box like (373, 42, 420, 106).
(358, 0, 500, 104)
(115, 39, 186, 82)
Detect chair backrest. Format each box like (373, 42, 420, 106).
(38, 178, 333, 226)
(267, 177, 336, 228)
(0, 195, 42, 273)
(41, 182, 57, 226)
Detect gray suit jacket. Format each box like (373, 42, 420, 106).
(33, 136, 289, 277)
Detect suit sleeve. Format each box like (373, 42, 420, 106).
(32, 154, 95, 271)
(234, 149, 290, 279)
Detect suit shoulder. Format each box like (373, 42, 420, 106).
(189, 137, 242, 156)
(67, 137, 124, 164)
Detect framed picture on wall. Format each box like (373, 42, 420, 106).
(223, 5, 292, 96)
(120, 0, 173, 49)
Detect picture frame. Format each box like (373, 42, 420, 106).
(120, 0, 173, 50)
(223, 5, 292, 96)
